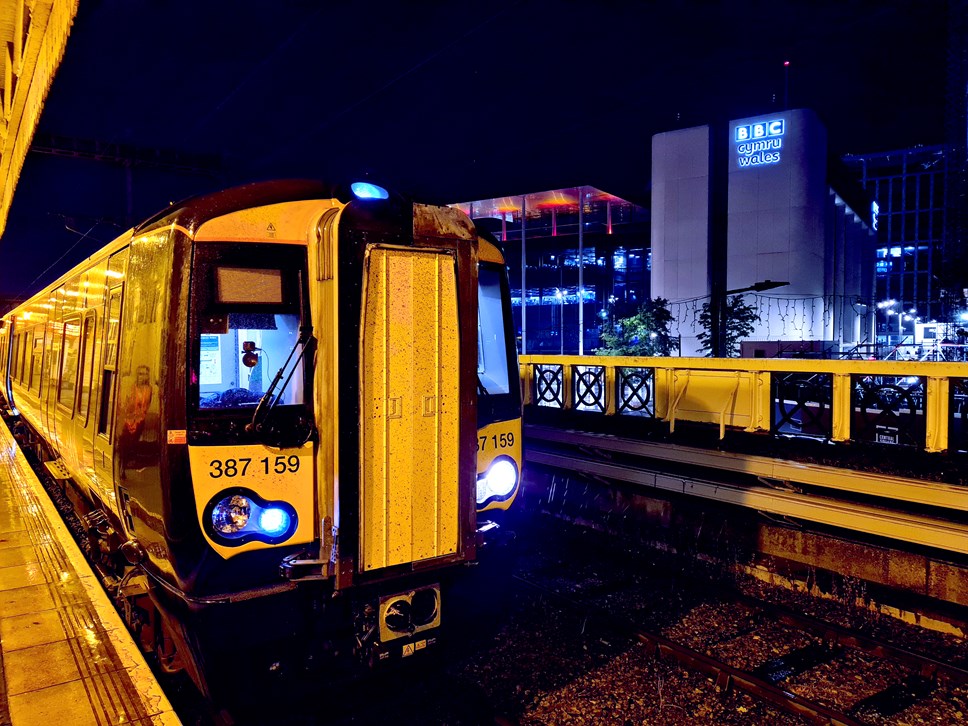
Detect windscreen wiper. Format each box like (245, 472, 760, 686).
(246, 326, 314, 435)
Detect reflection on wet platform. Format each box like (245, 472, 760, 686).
(0, 422, 179, 725)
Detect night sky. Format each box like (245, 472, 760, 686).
(0, 0, 952, 301)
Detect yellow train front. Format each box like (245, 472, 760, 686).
(0, 180, 522, 699)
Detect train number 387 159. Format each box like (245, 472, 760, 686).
(477, 432, 515, 452)
(208, 456, 301, 478)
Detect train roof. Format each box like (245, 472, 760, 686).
(2, 180, 351, 319)
(2, 228, 134, 321)
(2, 180, 491, 320)
(135, 179, 343, 236)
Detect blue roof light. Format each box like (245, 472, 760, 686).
(351, 182, 389, 200)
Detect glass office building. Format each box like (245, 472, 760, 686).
(842, 146, 951, 344)
(453, 187, 649, 355)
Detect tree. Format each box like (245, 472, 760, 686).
(596, 297, 679, 356)
(697, 294, 760, 357)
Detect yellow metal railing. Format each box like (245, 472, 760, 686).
(520, 355, 968, 454)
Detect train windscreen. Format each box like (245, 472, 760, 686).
(190, 244, 311, 418)
(198, 312, 305, 409)
(477, 262, 520, 426)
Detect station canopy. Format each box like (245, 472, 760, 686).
(0, 0, 78, 238)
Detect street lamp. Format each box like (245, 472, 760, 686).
(710, 279, 789, 357)
(877, 299, 898, 344)
(902, 311, 918, 340)
(885, 308, 901, 337)
(726, 279, 791, 295)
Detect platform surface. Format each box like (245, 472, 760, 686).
(0, 420, 179, 725)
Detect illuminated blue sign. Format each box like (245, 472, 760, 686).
(735, 119, 785, 142)
(735, 118, 785, 168)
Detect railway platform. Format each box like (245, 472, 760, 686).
(0, 421, 179, 725)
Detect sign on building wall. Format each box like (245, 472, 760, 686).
(734, 118, 785, 168)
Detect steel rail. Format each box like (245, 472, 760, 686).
(512, 573, 865, 726)
(524, 447, 968, 555)
(526, 424, 968, 511)
(736, 592, 968, 685)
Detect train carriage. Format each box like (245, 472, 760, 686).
(0, 179, 522, 699)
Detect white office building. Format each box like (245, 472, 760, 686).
(652, 109, 875, 356)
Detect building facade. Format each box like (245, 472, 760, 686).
(453, 187, 649, 355)
(652, 109, 874, 356)
(458, 110, 882, 359)
(842, 146, 955, 347)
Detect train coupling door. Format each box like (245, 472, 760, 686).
(358, 245, 467, 573)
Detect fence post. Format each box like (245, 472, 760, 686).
(925, 376, 949, 453)
(831, 373, 852, 442)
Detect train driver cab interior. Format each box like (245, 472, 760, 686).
(190, 244, 314, 445)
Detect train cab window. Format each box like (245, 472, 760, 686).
(198, 313, 305, 409)
(191, 245, 311, 419)
(11, 333, 19, 381)
(29, 326, 44, 391)
(477, 265, 511, 396)
(217, 267, 283, 304)
(476, 262, 520, 427)
(58, 318, 82, 411)
(18, 333, 28, 384)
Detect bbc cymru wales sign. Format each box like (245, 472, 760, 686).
(734, 119, 785, 168)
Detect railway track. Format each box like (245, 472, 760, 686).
(11, 401, 968, 724)
(509, 516, 968, 724)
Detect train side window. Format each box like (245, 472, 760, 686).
(18, 333, 28, 384)
(98, 288, 123, 437)
(77, 314, 96, 424)
(41, 294, 60, 399)
(10, 333, 19, 381)
(15, 333, 22, 380)
(58, 317, 82, 412)
(29, 326, 44, 391)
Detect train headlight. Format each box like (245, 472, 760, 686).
(204, 488, 298, 546)
(213, 494, 251, 534)
(477, 455, 518, 505)
(258, 507, 291, 536)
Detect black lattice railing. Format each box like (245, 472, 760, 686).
(574, 366, 606, 413)
(535, 363, 564, 408)
(617, 367, 655, 418)
(772, 372, 832, 439)
(851, 375, 926, 447)
(951, 378, 968, 454)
